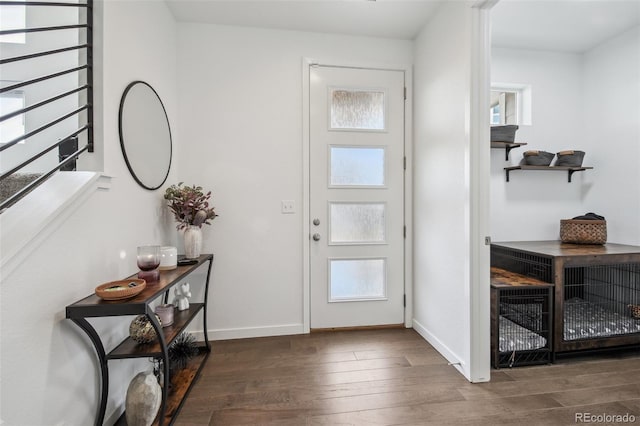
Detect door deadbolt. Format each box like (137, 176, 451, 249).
(313, 218, 320, 226)
(312, 233, 321, 241)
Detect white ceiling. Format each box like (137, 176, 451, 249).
(492, 0, 640, 53)
(165, 0, 442, 40)
(165, 0, 640, 51)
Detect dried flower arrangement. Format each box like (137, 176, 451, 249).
(164, 182, 217, 230)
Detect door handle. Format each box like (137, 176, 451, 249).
(313, 218, 320, 226)
(312, 233, 321, 241)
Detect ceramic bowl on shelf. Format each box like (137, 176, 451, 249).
(160, 246, 177, 270)
(95, 279, 146, 300)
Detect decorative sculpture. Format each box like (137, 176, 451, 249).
(174, 282, 191, 311)
(125, 371, 161, 426)
(169, 332, 198, 371)
(129, 314, 161, 344)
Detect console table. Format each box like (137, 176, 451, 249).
(66, 254, 214, 426)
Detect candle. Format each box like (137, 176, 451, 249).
(137, 245, 161, 282)
(155, 304, 174, 327)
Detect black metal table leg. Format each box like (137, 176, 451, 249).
(202, 258, 214, 351)
(72, 318, 108, 426)
(147, 308, 169, 426)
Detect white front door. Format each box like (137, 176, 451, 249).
(309, 65, 406, 329)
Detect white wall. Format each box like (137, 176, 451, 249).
(0, 1, 179, 424)
(176, 24, 412, 339)
(582, 26, 640, 245)
(490, 26, 640, 246)
(490, 47, 588, 242)
(412, 2, 476, 380)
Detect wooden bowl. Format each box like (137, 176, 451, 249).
(95, 279, 146, 301)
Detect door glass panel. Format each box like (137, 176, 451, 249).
(330, 89, 385, 130)
(329, 258, 386, 301)
(330, 146, 385, 186)
(330, 202, 385, 244)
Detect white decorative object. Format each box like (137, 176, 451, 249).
(159, 246, 177, 270)
(174, 282, 191, 311)
(183, 226, 202, 259)
(125, 371, 161, 426)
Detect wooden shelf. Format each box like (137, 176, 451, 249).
(108, 303, 204, 359)
(66, 256, 212, 318)
(491, 141, 527, 161)
(504, 165, 593, 182)
(490, 267, 553, 289)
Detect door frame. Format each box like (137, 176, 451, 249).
(469, 0, 496, 382)
(302, 59, 413, 333)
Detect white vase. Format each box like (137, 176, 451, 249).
(125, 371, 161, 426)
(183, 225, 202, 259)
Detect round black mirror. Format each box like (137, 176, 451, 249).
(118, 81, 172, 190)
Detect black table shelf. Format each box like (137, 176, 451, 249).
(66, 254, 214, 426)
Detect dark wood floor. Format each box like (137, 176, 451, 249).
(175, 329, 640, 425)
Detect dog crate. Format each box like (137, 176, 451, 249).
(491, 268, 554, 368)
(563, 263, 640, 344)
(492, 241, 640, 355)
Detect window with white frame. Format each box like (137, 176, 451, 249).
(490, 84, 532, 126)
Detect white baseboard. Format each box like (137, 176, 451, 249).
(412, 318, 469, 380)
(190, 323, 305, 341)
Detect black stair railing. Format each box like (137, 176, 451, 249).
(0, 0, 93, 211)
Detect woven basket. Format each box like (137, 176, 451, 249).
(491, 125, 519, 143)
(555, 150, 585, 167)
(523, 150, 555, 166)
(560, 219, 607, 244)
